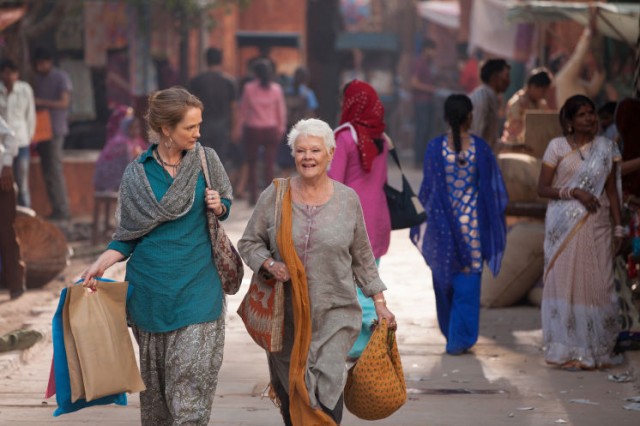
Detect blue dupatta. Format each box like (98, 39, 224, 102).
(410, 134, 508, 292)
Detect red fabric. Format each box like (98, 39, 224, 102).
(339, 80, 385, 172)
(45, 357, 56, 398)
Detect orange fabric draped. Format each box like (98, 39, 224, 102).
(275, 180, 336, 426)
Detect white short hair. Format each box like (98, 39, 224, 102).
(286, 118, 335, 153)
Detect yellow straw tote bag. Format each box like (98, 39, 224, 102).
(344, 318, 406, 420)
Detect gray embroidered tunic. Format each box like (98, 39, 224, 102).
(238, 181, 386, 410)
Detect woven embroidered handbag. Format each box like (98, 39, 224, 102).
(237, 272, 285, 352)
(199, 147, 244, 295)
(236, 179, 288, 352)
(344, 318, 406, 420)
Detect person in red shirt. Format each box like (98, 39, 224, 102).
(457, 43, 481, 94)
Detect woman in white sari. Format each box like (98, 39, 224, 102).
(537, 94, 624, 371)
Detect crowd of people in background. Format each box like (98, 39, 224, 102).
(0, 18, 639, 422)
(0, 47, 73, 302)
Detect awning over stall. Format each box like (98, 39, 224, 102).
(416, 0, 639, 58)
(506, 1, 640, 46)
(235, 31, 301, 48)
(416, 1, 459, 30)
(335, 32, 400, 52)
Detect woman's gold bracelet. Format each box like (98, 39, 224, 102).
(373, 298, 386, 305)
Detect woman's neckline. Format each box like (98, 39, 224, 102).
(564, 135, 595, 161)
(443, 135, 475, 152)
(291, 177, 335, 207)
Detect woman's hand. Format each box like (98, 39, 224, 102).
(613, 236, 624, 254)
(372, 295, 396, 330)
(263, 258, 290, 282)
(79, 250, 124, 291)
(205, 188, 224, 216)
(573, 188, 600, 213)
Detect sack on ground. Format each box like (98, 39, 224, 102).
(344, 318, 406, 420)
(68, 281, 146, 402)
(481, 222, 545, 308)
(497, 153, 546, 203)
(237, 271, 285, 352)
(527, 276, 544, 307)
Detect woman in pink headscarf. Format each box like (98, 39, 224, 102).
(328, 79, 391, 359)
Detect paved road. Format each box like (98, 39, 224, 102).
(1, 164, 639, 425)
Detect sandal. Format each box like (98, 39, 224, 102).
(559, 360, 595, 372)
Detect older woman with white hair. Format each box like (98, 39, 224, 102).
(238, 118, 396, 426)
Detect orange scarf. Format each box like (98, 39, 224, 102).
(275, 180, 336, 426)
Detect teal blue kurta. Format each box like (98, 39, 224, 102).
(108, 147, 231, 333)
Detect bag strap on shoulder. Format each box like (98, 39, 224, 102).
(273, 178, 289, 236)
(384, 134, 402, 169)
(198, 145, 212, 189)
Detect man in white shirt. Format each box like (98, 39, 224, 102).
(0, 59, 35, 207)
(469, 59, 511, 151)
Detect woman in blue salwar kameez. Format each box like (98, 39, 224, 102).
(411, 94, 508, 355)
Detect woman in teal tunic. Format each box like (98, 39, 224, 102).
(81, 87, 233, 425)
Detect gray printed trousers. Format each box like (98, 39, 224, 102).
(132, 317, 225, 426)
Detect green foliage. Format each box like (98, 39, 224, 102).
(123, 0, 251, 30)
(125, 0, 251, 18)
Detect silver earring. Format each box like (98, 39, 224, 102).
(165, 137, 173, 149)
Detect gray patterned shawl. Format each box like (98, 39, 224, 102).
(114, 143, 232, 241)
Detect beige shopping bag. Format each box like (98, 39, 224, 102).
(62, 288, 86, 402)
(68, 282, 145, 402)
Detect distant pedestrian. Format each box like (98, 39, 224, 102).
(188, 47, 237, 163)
(0, 114, 25, 300)
(537, 94, 623, 370)
(238, 118, 395, 426)
(411, 94, 507, 355)
(411, 38, 438, 166)
(329, 80, 390, 359)
(247, 45, 276, 77)
(94, 106, 146, 192)
(236, 59, 286, 205)
(278, 66, 318, 175)
(457, 44, 481, 94)
(0, 59, 35, 207)
(81, 87, 233, 425)
(469, 58, 511, 151)
(597, 101, 619, 142)
(32, 47, 72, 220)
(501, 68, 552, 151)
